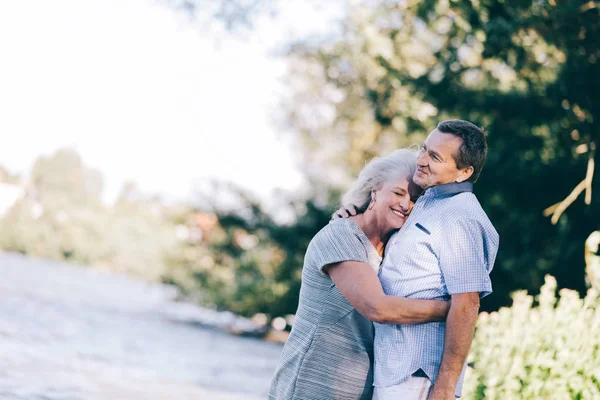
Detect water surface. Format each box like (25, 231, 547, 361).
(0, 252, 283, 399)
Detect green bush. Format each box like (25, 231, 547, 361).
(464, 276, 600, 399)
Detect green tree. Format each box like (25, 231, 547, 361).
(281, 0, 600, 310)
(171, 183, 334, 318)
(30, 148, 104, 207)
(0, 149, 180, 281)
(0, 149, 107, 262)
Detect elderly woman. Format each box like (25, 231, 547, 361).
(268, 149, 449, 400)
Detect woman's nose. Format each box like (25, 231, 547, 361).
(399, 196, 412, 212)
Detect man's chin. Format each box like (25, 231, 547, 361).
(413, 176, 428, 189)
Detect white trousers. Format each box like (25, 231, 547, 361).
(372, 376, 432, 400)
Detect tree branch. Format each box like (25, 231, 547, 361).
(585, 142, 596, 205)
(544, 141, 595, 223)
(544, 179, 586, 224)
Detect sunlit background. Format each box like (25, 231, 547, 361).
(0, 0, 343, 203)
(0, 0, 599, 398)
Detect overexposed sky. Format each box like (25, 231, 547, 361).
(0, 0, 343, 203)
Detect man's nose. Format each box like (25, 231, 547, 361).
(416, 152, 428, 166)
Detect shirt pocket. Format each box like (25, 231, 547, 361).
(415, 222, 431, 235)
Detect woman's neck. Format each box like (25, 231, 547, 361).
(349, 213, 393, 256)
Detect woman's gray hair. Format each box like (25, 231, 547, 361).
(337, 148, 419, 216)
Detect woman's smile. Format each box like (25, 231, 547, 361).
(391, 208, 407, 219)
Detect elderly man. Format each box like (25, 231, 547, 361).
(343, 119, 499, 399)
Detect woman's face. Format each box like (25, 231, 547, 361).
(371, 176, 415, 231)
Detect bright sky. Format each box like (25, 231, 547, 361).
(0, 0, 342, 204)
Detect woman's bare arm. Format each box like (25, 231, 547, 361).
(325, 260, 449, 324)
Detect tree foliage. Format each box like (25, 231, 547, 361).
(169, 184, 335, 318)
(282, 0, 600, 310)
(161, 0, 275, 32)
(0, 149, 179, 280)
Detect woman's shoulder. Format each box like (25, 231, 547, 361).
(308, 218, 367, 256)
(316, 218, 361, 242)
(303, 219, 370, 276)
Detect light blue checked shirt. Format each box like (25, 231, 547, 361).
(374, 181, 499, 398)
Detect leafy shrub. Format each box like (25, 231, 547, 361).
(464, 276, 600, 399)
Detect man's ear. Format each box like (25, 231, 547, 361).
(456, 166, 474, 183)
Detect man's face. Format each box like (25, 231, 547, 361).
(413, 129, 472, 189)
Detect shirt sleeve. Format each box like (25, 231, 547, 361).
(439, 217, 494, 298)
(309, 221, 370, 275)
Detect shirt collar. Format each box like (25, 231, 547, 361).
(423, 181, 473, 198)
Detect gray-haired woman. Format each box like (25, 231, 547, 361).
(268, 149, 449, 400)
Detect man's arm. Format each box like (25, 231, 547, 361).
(326, 261, 449, 324)
(428, 292, 480, 400)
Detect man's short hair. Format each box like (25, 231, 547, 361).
(437, 119, 488, 183)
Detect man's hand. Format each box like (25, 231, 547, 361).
(332, 205, 358, 219)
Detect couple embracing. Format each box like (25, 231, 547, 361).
(269, 120, 499, 400)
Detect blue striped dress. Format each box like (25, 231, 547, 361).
(269, 219, 382, 400)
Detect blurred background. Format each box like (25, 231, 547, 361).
(0, 0, 598, 399)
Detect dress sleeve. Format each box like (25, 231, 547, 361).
(308, 221, 370, 276)
(439, 217, 496, 298)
